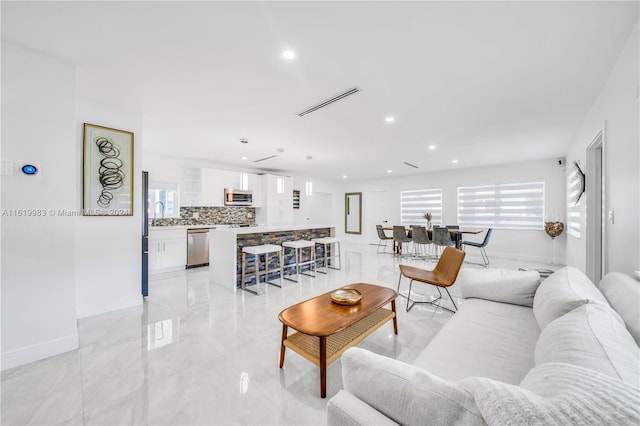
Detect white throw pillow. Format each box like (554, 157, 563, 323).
(535, 304, 640, 387)
(458, 268, 541, 307)
(533, 266, 613, 330)
(340, 348, 485, 426)
(460, 362, 640, 425)
(599, 272, 640, 346)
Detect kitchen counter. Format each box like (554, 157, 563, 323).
(150, 224, 227, 231)
(209, 225, 335, 290)
(210, 224, 333, 235)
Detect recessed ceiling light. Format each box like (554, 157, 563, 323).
(282, 50, 295, 60)
(387, 169, 393, 173)
(428, 145, 436, 150)
(277, 148, 285, 153)
(452, 159, 459, 164)
(385, 116, 395, 123)
(241, 156, 247, 160)
(306, 155, 313, 160)
(342, 175, 348, 179)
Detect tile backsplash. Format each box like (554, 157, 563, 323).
(151, 206, 255, 226)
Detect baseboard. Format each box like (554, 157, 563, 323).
(1, 333, 79, 371)
(76, 295, 143, 319)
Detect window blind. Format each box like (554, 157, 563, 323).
(457, 181, 544, 230)
(400, 189, 442, 226)
(566, 170, 582, 238)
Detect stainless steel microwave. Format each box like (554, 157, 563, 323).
(224, 188, 253, 206)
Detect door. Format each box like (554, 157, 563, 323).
(586, 130, 605, 283)
(365, 190, 392, 244)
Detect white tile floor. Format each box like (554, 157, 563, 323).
(1, 242, 557, 425)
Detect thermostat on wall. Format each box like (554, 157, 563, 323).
(21, 164, 38, 175)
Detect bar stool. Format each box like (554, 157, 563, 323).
(241, 244, 283, 295)
(281, 240, 316, 282)
(312, 237, 342, 273)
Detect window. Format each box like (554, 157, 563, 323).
(457, 181, 544, 230)
(400, 189, 442, 226)
(149, 183, 180, 218)
(566, 167, 583, 238)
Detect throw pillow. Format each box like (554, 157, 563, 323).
(534, 303, 640, 387)
(340, 347, 485, 426)
(598, 272, 640, 346)
(458, 268, 541, 307)
(460, 362, 640, 425)
(532, 266, 614, 330)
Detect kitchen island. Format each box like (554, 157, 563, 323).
(209, 225, 335, 289)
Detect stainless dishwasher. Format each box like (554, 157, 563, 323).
(187, 228, 210, 268)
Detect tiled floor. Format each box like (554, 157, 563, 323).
(1, 242, 556, 425)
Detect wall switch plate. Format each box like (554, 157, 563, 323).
(608, 210, 615, 224)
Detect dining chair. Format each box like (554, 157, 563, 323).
(410, 225, 433, 259)
(461, 228, 493, 267)
(432, 227, 453, 258)
(392, 225, 412, 256)
(446, 225, 461, 248)
(397, 246, 466, 312)
(375, 225, 394, 254)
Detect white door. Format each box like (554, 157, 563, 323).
(365, 190, 392, 244)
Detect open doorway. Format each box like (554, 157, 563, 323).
(586, 128, 605, 283)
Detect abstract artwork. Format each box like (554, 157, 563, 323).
(83, 123, 134, 216)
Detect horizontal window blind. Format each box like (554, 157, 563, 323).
(457, 181, 544, 230)
(400, 189, 442, 226)
(567, 169, 582, 238)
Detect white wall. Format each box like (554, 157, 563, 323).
(339, 158, 567, 264)
(74, 101, 143, 318)
(1, 42, 79, 370)
(566, 21, 640, 275)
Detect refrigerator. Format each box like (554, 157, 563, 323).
(142, 171, 149, 297)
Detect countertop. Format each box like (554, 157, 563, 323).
(209, 224, 334, 235)
(150, 224, 230, 231)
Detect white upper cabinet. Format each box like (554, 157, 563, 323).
(248, 173, 262, 207)
(181, 167, 201, 207)
(201, 168, 224, 206)
(257, 174, 293, 224)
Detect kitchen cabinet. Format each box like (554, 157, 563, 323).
(149, 229, 187, 273)
(181, 167, 201, 207)
(248, 173, 262, 207)
(201, 168, 224, 206)
(257, 174, 293, 225)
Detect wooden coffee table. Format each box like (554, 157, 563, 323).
(278, 283, 398, 398)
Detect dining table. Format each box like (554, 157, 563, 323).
(382, 226, 482, 251)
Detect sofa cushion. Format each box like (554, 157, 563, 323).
(340, 347, 486, 426)
(460, 362, 640, 425)
(458, 268, 541, 307)
(414, 298, 539, 384)
(534, 303, 640, 387)
(533, 266, 613, 330)
(599, 272, 640, 346)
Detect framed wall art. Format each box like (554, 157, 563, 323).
(83, 123, 134, 216)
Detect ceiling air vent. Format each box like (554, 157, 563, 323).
(403, 162, 419, 169)
(254, 155, 277, 163)
(297, 86, 362, 117)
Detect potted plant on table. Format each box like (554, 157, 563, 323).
(423, 212, 432, 229)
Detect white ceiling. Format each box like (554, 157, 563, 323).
(2, 1, 638, 181)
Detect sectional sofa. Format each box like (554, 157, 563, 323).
(327, 267, 640, 425)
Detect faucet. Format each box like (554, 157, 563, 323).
(153, 201, 165, 226)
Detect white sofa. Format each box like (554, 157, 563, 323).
(327, 267, 640, 425)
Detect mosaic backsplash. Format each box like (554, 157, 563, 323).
(151, 206, 255, 226)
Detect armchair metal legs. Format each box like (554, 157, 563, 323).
(397, 273, 458, 313)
